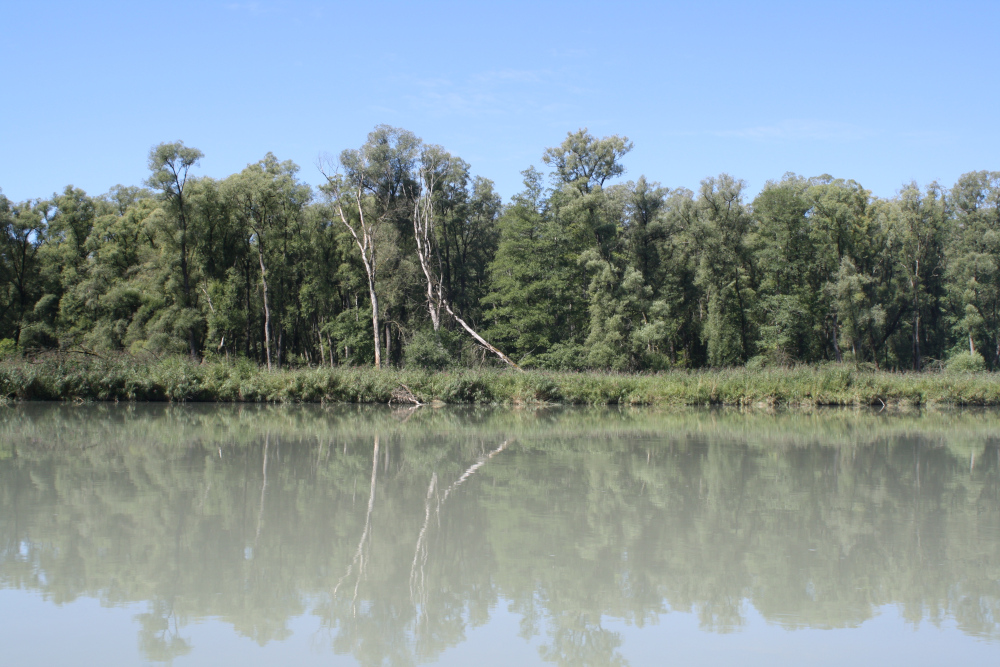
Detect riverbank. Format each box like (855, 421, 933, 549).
(1, 354, 999, 406)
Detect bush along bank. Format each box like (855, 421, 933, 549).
(3, 355, 1000, 406)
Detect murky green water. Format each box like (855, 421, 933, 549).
(1, 404, 998, 666)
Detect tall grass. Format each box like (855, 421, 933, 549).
(2, 354, 1000, 406)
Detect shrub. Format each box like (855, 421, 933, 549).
(946, 351, 986, 373)
(404, 330, 452, 370)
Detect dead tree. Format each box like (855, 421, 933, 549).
(320, 166, 385, 369)
(413, 154, 520, 370)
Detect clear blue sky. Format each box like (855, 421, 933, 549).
(2, 0, 998, 203)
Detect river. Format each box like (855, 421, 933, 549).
(1, 404, 997, 665)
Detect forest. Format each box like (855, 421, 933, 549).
(2, 125, 999, 372)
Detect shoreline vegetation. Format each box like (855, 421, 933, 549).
(5, 127, 1000, 381)
(3, 354, 1000, 406)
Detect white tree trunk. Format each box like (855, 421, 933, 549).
(257, 248, 273, 371)
(414, 190, 441, 331)
(413, 170, 519, 370)
(336, 192, 382, 369)
(443, 301, 520, 370)
(369, 275, 381, 370)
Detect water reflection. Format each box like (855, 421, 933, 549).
(1, 404, 998, 665)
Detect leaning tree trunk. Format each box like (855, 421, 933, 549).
(413, 183, 519, 370)
(443, 300, 520, 370)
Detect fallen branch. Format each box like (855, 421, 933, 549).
(390, 383, 423, 405)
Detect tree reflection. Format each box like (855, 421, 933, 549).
(0, 404, 998, 664)
(135, 600, 191, 663)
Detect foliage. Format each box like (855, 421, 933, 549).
(2, 132, 1000, 372)
(404, 330, 452, 370)
(1, 354, 1000, 406)
(946, 351, 986, 372)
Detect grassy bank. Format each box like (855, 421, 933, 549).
(2, 354, 1000, 406)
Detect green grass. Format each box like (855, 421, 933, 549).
(2, 353, 1000, 406)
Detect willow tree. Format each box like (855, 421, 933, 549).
(948, 171, 1000, 366)
(321, 126, 418, 369)
(0, 194, 49, 344)
(694, 174, 757, 365)
(224, 154, 311, 370)
(890, 182, 948, 370)
(146, 141, 204, 358)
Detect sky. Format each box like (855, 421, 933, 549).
(2, 0, 999, 204)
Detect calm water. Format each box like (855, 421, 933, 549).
(1, 404, 998, 666)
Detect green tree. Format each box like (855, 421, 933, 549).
(483, 169, 581, 367)
(948, 171, 1000, 367)
(0, 194, 50, 345)
(321, 126, 419, 368)
(889, 182, 948, 369)
(223, 154, 311, 369)
(145, 141, 205, 358)
(750, 174, 838, 363)
(695, 175, 757, 365)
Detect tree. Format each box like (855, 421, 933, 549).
(750, 174, 835, 363)
(694, 175, 757, 365)
(321, 126, 419, 369)
(542, 129, 632, 195)
(0, 194, 50, 344)
(412, 146, 519, 368)
(437, 175, 501, 323)
(224, 154, 311, 370)
(804, 177, 909, 367)
(145, 141, 205, 358)
(948, 171, 1000, 367)
(890, 182, 948, 370)
(483, 169, 577, 367)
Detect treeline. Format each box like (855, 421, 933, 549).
(2, 126, 999, 371)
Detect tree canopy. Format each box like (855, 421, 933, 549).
(2, 128, 998, 370)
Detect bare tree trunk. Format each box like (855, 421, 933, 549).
(443, 301, 520, 370)
(318, 327, 326, 369)
(832, 312, 842, 363)
(255, 434, 269, 545)
(413, 168, 519, 370)
(369, 277, 381, 369)
(277, 329, 283, 369)
(333, 191, 382, 369)
(179, 204, 198, 360)
(409, 438, 510, 609)
(385, 323, 392, 366)
(414, 192, 442, 332)
(257, 249, 273, 371)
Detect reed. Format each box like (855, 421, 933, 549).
(2, 354, 1000, 406)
